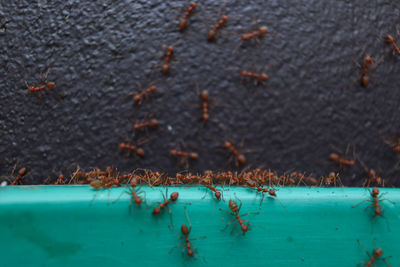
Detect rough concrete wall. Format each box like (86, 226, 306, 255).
(1, 0, 400, 185)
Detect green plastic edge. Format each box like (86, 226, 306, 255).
(0, 186, 399, 267)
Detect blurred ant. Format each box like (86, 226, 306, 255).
(169, 140, 199, 170)
(319, 172, 343, 187)
(169, 207, 206, 260)
(382, 135, 400, 153)
(219, 195, 259, 235)
(25, 67, 56, 97)
(124, 81, 158, 105)
(357, 157, 387, 187)
(351, 44, 384, 88)
(1, 162, 28, 185)
(352, 187, 395, 231)
(113, 183, 146, 215)
(200, 170, 222, 200)
(178, 2, 197, 31)
(152, 189, 189, 226)
(329, 144, 356, 169)
(357, 238, 392, 267)
(384, 25, 400, 56)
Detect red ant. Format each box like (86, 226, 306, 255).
(384, 26, 400, 56)
(319, 172, 343, 187)
(352, 46, 384, 87)
(169, 140, 199, 169)
(113, 183, 145, 214)
(352, 187, 395, 230)
(219, 196, 259, 235)
(224, 141, 247, 166)
(132, 119, 159, 131)
(152, 190, 179, 219)
(25, 68, 55, 95)
(208, 15, 228, 40)
(178, 2, 197, 31)
(54, 174, 65, 185)
(200, 171, 222, 200)
(130, 83, 158, 104)
(383, 135, 400, 153)
(357, 157, 386, 187)
(200, 90, 210, 122)
(329, 145, 356, 168)
(357, 238, 392, 267)
(1, 163, 28, 185)
(169, 207, 206, 260)
(117, 134, 147, 158)
(252, 186, 277, 209)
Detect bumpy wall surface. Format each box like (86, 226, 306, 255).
(1, 0, 400, 185)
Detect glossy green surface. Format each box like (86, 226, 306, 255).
(0, 186, 399, 266)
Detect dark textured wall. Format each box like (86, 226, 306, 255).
(1, 0, 400, 186)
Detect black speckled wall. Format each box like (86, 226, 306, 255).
(1, 0, 400, 186)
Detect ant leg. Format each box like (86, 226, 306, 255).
(258, 193, 265, 210)
(380, 198, 396, 205)
(184, 206, 192, 232)
(352, 199, 372, 208)
(221, 218, 236, 232)
(169, 240, 185, 254)
(230, 221, 238, 235)
(357, 239, 372, 258)
(240, 211, 260, 217)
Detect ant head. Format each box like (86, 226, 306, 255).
(222, 15, 228, 21)
(170, 192, 179, 201)
(46, 82, 55, 89)
(241, 70, 248, 76)
(259, 26, 268, 35)
(328, 172, 336, 179)
(201, 90, 209, 101)
(170, 149, 177, 155)
(58, 174, 64, 180)
(150, 119, 159, 128)
(203, 113, 210, 121)
(152, 206, 161, 214)
(241, 34, 249, 41)
(190, 2, 196, 8)
(386, 34, 394, 43)
(181, 224, 190, 235)
(372, 187, 380, 197)
(361, 75, 370, 87)
(369, 169, 376, 177)
(133, 95, 141, 103)
(179, 19, 187, 30)
(228, 200, 239, 212)
(215, 191, 221, 200)
(18, 167, 27, 176)
(373, 248, 383, 257)
(208, 30, 216, 40)
(224, 141, 232, 148)
(260, 73, 269, 81)
(329, 153, 339, 162)
(187, 249, 194, 257)
(241, 224, 248, 233)
(167, 46, 174, 52)
(394, 146, 400, 152)
(365, 55, 373, 64)
(136, 148, 145, 158)
(162, 63, 169, 74)
(237, 154, 246, 164)
(269, 189, 277, 197)
(189, 152, 199, 160)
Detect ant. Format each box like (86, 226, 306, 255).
(357, 157, 386, 187)
(169, 207, 206, 259)
(117, 134, 148, 158)
(251, 186, 277, 209)
(178, 2, 197, 31)
(113, 183, 145, 214)
(219, 196, 259, 235)
(384, 26, 400, 56)
(352, 187, 395, 230)
(1, 163, 28, 185)
(129, 82, 158, 105)
(54, 174, 65, 185)
(169, 140, 199, 169)
(223, 141, 247, 166)
(25, 67, 56, 96)
(207, 15, 228, 41)
(357, 239, 392, 267)
(329, 145, 356, 169)
(383, 135, 400, 153)
(200, 90, 210, 122)
(152, 190, 181, 226)
(319, 172, 343, 187)
(200, 171, 222, 200)
(352, 46, 384, 87)
(132, 119, 159, 131)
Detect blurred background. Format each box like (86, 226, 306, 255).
(1, 0, 400, 186)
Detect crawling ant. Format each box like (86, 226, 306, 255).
(319, 172, 343, 187)
(357, 157, 386, 187)
(1, 163, 28, 185)
(219, 197, 259, 235)
(384, 26, 400, 56)
(199, 90, 210, 122)
(117, 134, 148, 158)
(169, 140, 199, 169)
(383, 135, 400, 153)
(352, 46, 384, 87)
(200, 171, 222, 200)
(329, 145, 356, 169)
(352, 187, 395, 230)
(357, 238, 392, 267)
(25, 68, 56, 96)
(152, 190, 181, 226)
(252, 186, 277, 209)
(129, 82, 158, 104)
(113, 184, 145, 214)
(169, 207, 206, 260)
(224, 141, 247, 166)
(208, 15, 228, 40)
(178, 2, 197, 31)
(54, 174, 65, 185)
(132, 119, 159, 131)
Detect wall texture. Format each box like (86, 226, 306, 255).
(1, 0, 400, 186)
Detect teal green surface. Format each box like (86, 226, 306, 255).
(0, 186, 399, 267)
